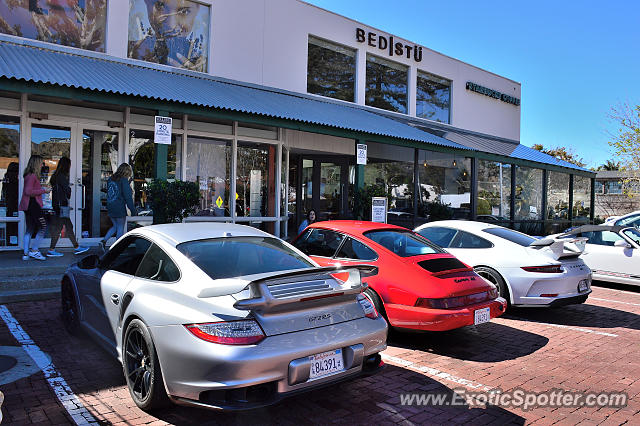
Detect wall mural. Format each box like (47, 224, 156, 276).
(0, 0, 107, 51)
(128, 0, 209, 72)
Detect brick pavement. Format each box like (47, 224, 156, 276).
(0, 286, 638, 425)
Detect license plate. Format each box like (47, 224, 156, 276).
(309, 349, 344, 380)
(578, 279, 589, 293)
(474, 307, 491, 325)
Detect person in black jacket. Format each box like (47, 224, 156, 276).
(47, 157, 88, 257)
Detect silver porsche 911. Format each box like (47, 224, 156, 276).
(61, 223, 387, 411)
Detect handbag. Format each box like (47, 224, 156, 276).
(60, 205, 71, 218)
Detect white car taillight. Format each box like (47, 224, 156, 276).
(358, 294, 379, 319)
(185, 320, 265, 345)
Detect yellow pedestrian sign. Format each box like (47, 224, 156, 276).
(216, 196, 223, 208)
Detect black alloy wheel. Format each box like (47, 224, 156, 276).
(474, 266, 511, 307)
(61, 281, 81, 335)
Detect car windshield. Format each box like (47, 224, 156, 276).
(482, 227, 537, 247)
(623, 228, 640, 246)
(618, 214, 640, 228)
(364, 230, 443, 257)
(177, 237, 314, 280)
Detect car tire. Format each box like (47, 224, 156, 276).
(364, 288, 388, 322)
(474, 266, 511, 307)
(61, 280, 81, 336)
(123, 319, 169, 412)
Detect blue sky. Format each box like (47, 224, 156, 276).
(306, 0, 640, 169)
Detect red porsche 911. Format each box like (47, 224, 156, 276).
(293, 221, 507, 331)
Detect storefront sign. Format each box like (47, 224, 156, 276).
(371, 197, 387, 223)
(466, 82, 520, 106)
(357, 144, 368, 165)
(356, 28, 422, 62)
(154, 116, 172, 144)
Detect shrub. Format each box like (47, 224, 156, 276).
(148, 179, 200, 224)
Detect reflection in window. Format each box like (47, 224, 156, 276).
(416, 71, 451, 123)
(547, 171, 569, 220)
(236, 142, 276, 218)
(0, 115, 20, 246)
(417, 151, 471, 222)
(307, 36, 356, 102)
(594, 180, 604, 194)
(514, 166, 543, 220)
(605, 180, 622, 194)
(0, 1, 107, 51)
(361, 143, 414, 228)
(128, 129, 181, 214)
(185, 137, 231, 217)
(128, 0, 210, 72)
(573, 175, 591, 222)
(477, 160, 511, 221)
(31, 125, 71, 212)
(366, 54, 408, 113)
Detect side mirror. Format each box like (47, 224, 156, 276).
(78, 254, 101, 269)
(614, 240, 631, 248)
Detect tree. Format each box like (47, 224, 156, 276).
(596, 159, 621, 171)
(531, 144, 586, 167)
(608, 103, 640, 197)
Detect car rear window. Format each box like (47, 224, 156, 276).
(364, 230, 444, 257)
(177, 237, 314, 280)
(482, 227, 537, 247)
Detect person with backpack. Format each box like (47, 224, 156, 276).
(46, 157, 89, 257)
(99, 163, 136, 251)
(19, 155, 50, 261)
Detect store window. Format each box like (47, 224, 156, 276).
(605, 180, 622, 194)
(127, 0, 210, 72)
(0, 116, 20, 247)
(128, 129, 181, 215)
(365, 54, 408, 113)
(361, 143, 414, 228)
(514, 166, 543, 220)
(573, 175, 591, 222)
(547, 171, 570, 220)
(185, 137, 231, 217)
(0, 1, 107, 51)
(594, 180, 604, 194)
(236, 142, 276, 218)
(307, 36, 356, 102)
(417, 151, 471, 222)
(476, 160, 511, 222)
(416, 71, 451, 124)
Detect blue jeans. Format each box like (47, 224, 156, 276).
(102, 216, 126, 243)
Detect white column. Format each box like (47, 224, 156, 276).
(355, 48, 367, 105)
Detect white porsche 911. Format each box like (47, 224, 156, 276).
(414, 221, 592, 308)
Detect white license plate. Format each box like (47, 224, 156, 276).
(578, 280, 589, 293)
(309, 349, 344, 380)
(474, 307, 491, 325)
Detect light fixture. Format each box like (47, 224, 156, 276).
(452, 159, 457, 167)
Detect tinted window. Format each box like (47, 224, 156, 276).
(307, 36, 356, 101)
(417, 227, 457, 248)
(294, 228, 345, 258)
(103, 237, 152, 275)
(364, 230, 443, 257)
(177, 237, 313, 280)
(483, 227, 537, 247)
(450, 231, 493, 249)
(622, 228, 640, 246)
(416, 71, 451, 124)
(135, 244, 180, 282)
(335, 238, 377, 261)
(582, 231, 623, 246)
(365, 54, 408, 113)
(618, 215, 640, 228)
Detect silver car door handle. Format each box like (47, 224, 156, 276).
(111, 294, 120, 305)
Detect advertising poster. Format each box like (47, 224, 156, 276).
(371, 197, 387, 223)
(128, 0, 210, 72)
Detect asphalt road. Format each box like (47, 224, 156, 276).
(0, 284, 638, 425)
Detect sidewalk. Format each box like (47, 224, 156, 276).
(0, 248, 101, 303)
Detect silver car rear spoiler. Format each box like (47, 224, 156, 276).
(231, 265, 378, 313)
(528, 236, 587, 260)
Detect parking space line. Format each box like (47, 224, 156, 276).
(508, 317, 618, 337)
(381, 354, 494, 392)
(592, 286, 640, 297)
(0, 305, 98, 425)
(591, 297, 640, 307)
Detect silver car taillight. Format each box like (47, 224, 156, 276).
(185, 320, 265, 345)
(358, 294, 379, 319)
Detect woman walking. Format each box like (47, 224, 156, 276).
(19, 155, 50, 261)
(47, 157, 89, 257)
(99, 163, 136, 250)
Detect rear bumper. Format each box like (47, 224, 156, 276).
(516, 291, 591, 308)
(384, 297, 507, 331)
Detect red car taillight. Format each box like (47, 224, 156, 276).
(521, 265, 563, 273)
(184, 320, 265, 345)
(358, 294, 379, 319)
(415, 289, 498, 310)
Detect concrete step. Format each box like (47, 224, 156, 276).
(1, 275, 63, 292)
(0, 287, 60, 304)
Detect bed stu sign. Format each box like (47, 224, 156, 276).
(356, 28, 423, 62)
(466, 82, 521, 106)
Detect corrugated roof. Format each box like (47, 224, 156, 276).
(0, 39, 465, 150)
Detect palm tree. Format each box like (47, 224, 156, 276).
(597, 160, 620, 171)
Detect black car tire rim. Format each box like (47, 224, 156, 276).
(61, 284, 77, 329)
(477, 270, 498, 286)
(125, 327, 153, 402)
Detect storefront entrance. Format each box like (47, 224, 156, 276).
(29, 121, 121, 246)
